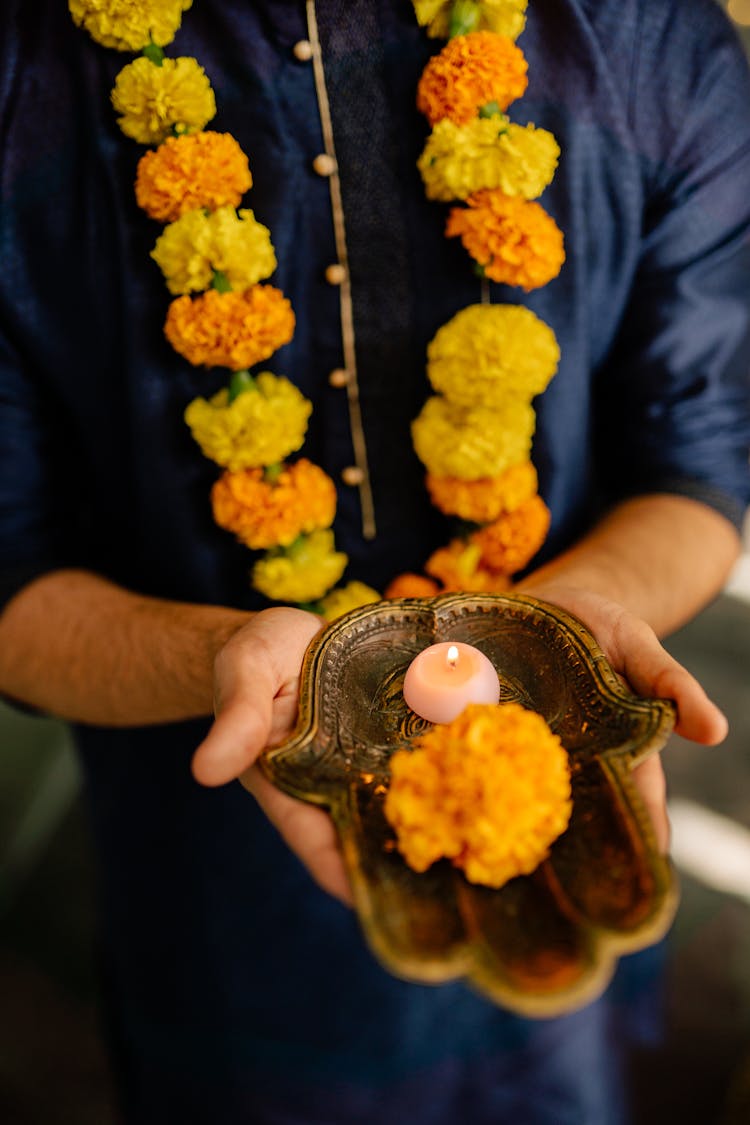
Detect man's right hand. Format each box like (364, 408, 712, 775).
(191, 606, 353, 906)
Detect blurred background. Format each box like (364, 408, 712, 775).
(2, 6, 750, 1124)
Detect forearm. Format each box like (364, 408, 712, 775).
(0, 569, 251, 725)
(516, 494, 742, 636)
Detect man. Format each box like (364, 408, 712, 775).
(1, 0, 748, 1121)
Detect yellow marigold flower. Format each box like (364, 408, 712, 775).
(69, 0, 191, 51)
(419, 118, 560, 203)
(426, 460, 538, 522)
(111, 57, 216, 145)
(471, 493, 550, 574)
(210, 459, 336, 550)
(152, 206, 276, 295)
(319, 581, 381, 622)
(184, 372, 311, 471)
(416, 32, 528, 126)
(412, 395, 534, 480)
(446, 190, 565, 290)
(413, 0, 527, 41)
(425, 539, 509, 593)
(135, 132, 252, 222)
(165, 287, 295, 371)
(384, 573, 441, 599)
(427, 304, 559, 407)
(384, 701, 572, 888)
(251, 530, 348, 604)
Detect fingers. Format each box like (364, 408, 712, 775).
(631, 754, 670, 854)
(612, 614, 728, 746)
(192, 607, 324, 787)
(242, 766, 353, 907)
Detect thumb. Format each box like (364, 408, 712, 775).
(191, 640, 277, 787)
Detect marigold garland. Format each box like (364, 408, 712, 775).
(111, 56, 216, 144)
(152, 206, 277, 295)
(419, 118, 559, 203)
(165, 286, 295, 370)
(135, 132, 252, 222)
(319, 581, 381, 622)
(424, 539, 510, 592)
(184, 373, 311, 471)
(426, 303, 559, 406)
(69, 0, 191, 51)
(416, 31, 528, 126)
(384, 702, 572, 887)
(383, 573, 442, 599)
(412, 394, 535, 481)
(414, 0, 527, 41)
(446, 189, 565, 290)
(470, 492, 550, 574)
(425, 460, 537, 522)
(251, 530, 348, 604)
(211, 459, 337, 550)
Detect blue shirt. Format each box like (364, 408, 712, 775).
(1, 1, 750, 1121)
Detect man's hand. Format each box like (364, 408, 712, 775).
(191, 607, 353, 906)
(515, 583, 729, 851)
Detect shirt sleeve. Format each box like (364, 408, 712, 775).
(0, 321, 89, 611)
(593, 1, 750, 529)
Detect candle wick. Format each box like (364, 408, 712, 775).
(447, 645, 459, 669)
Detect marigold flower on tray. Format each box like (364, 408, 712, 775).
(412, 395, 534, 480)
(184, 372, 311, 470)
(427, 304, 559, 407)
(426, 460, 538, 522)
(471, 493, 551, 574)
(425, 540, 509, 593)
(111, 57, 216, 145)
(413, 0, 527, 41)
(251, 530, 348, 604)
(211, 459, 336, 550)
(419, 118, 559, 203)
(416, 32, 528, 126)
(152, 206, 276, 295)
(384, 573, 441, 599)
(319, 581, 382, 622)
(384, 701, 572, 888)
(165, 286, 295, 370)
(135, 132, 252, 222)
(69, 0, 191, 51)
(446, 190, 565, 290)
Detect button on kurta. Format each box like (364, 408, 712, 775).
(313, 153, 337, 177)
(325, 263, 347, 286)
(328, 368, 350, 388)
(293, 39, 313, 61)
(341, 466, 365, 487)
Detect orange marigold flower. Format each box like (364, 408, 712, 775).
(471, 493, 550, 575)
(426, 460, 538, 523)
(164, 286, 295, 370)
(425, 540, 510, 594)
(135, 132, 252, 222)
(416, 32, 528, 126)
(210, 459, 337, 550)
(384, 701, 572, 888)
(446, 190, 565, 290)
(384, 573, 441, 599)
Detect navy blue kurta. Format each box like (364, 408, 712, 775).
(1, 1, 750, 1121)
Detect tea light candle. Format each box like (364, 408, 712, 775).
(403, 641, 500, 724)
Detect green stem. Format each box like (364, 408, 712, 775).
(141, 42, 165, 66)
(263, 462, 283, 483)
(211, 269, 232, 293)
(227, 370, 256, 402)
(478, 101, 503, 119)
(449, 0, 480, 37)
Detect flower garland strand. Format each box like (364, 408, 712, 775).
(69, 0, 563, 620)
(69, 0, 378, 619)
(386, 0, 564, 599)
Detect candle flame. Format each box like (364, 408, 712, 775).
(446, 644, 459, 668)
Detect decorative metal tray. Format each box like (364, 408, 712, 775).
(260, 593, 678, 1018)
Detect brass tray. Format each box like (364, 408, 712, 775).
(260, 593, 678, 1018)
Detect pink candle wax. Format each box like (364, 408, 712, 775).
(403, 641, 501, 724)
